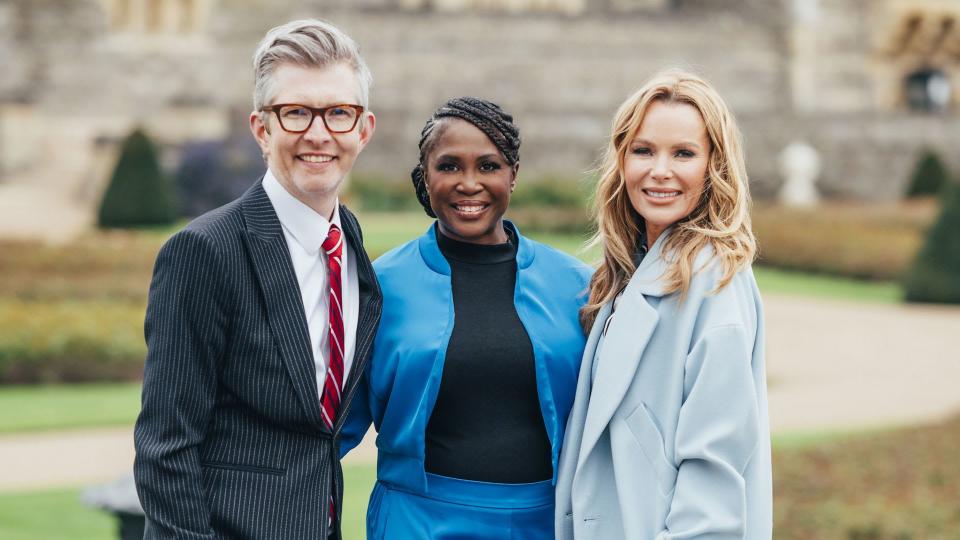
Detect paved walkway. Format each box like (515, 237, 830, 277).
(2, 293, 959, 492)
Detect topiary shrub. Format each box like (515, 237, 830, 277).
(905, 150, 950, 198)
(904, 180, 960, 303)
(98, 128, 177, 228)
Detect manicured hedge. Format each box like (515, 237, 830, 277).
(0, 300, 146, 383)
(0, 199, 935, 383)
(752, 202, 934, 281)
(98, 129, 178, 228)
(904, 181, 960, 303)
(905, 150, 950, 198)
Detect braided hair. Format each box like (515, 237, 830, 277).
(411, 97, 521, 218)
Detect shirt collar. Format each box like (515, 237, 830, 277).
(262, 169, 342, 254)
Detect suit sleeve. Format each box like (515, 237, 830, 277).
(134, 229, 229, 540)
(658, 324, 762, 540)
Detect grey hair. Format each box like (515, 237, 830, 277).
(252, 19, 373, 111)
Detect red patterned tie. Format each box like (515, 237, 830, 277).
(320, 223, 344, 528)
(320, 223, 344, 428)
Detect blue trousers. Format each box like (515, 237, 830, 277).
(366, 473, 555, 539)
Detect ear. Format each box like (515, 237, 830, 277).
(421, 166, 430, 188)
(250, 110, 271, 158)
(509, 163, 519, 192)
(357, 111, 376, 153)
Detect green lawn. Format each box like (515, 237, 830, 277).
(753, 267, 901, 304)
(0, 383, 141, 434)
(6, 413, 960, 539)
(0, 487, 115, 540)
(0, 464, 377, 540)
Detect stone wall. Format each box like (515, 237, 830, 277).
(1, 0, 959, 238)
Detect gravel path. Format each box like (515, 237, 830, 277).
(2, 293, 958, 492)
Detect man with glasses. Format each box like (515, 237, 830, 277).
(134, 19, 382, 539)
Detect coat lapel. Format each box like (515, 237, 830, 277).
(560, 301, 610, 479)
(576, 235, 671, 469)
(241, 182, 324, 429)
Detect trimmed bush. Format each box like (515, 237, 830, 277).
(904, 181, 960, 303)
(0, 300, 146, 383)
(905, 150, 950, 198)
(98, 129, 177, 228)
(753, 201, 933, 281)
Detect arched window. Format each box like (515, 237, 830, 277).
(905, 68, 951, 112)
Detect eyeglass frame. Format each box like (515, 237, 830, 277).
(261, 103, 366, 134)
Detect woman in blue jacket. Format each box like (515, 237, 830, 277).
(341, 97, 592, 539)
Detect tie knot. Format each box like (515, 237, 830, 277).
(323, 224, 342, 256)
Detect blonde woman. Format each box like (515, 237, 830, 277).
(555, 69, 772, 539)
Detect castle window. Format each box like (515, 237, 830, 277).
(905, 68, 951, 112)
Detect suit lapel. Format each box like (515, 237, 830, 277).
(577, 235, 670, 469)
(334, 205, 382, 431)
(241, 182, 324, 429)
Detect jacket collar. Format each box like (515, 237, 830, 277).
(417, 219, 533, 275)
(261, 170, 343, 254)
(623, 227, 671, 298)
(574, 229, 675, 469)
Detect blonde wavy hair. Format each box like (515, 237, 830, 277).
(581, 69, 757, 331)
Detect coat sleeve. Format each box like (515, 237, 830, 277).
(134, 229, 229, 540)
(658, 324, 763, 540)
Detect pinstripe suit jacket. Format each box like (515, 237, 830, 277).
(134, 180, 383, 540)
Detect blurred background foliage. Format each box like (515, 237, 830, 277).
(0, 201, 928, 384)
(2, 134, 959, 383)
(2, 130, 960, 539)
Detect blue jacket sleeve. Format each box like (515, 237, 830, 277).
(340, 370, 373, 457)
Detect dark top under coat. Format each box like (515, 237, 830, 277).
(424, 225, 552, 483)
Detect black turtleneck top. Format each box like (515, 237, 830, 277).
(424, 226, 553, 483)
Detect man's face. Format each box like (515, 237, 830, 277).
(250, 62, 375, 217)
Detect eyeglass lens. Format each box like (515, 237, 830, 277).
(277, 105, 359, 133)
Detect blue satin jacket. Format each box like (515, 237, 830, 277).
(341, 222, 592, 492)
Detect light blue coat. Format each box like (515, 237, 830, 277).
(555, 233, 772, 540)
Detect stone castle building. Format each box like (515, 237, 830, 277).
(1, 0, 958, 238)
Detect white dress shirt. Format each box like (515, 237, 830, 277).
(263, 171, 360, 402)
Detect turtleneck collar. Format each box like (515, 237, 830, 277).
(436, 223, 517, 265)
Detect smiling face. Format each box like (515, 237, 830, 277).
(424, 118, 517, 245)
(250, 62, 375, 218)
(623, 100, 710, 246)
